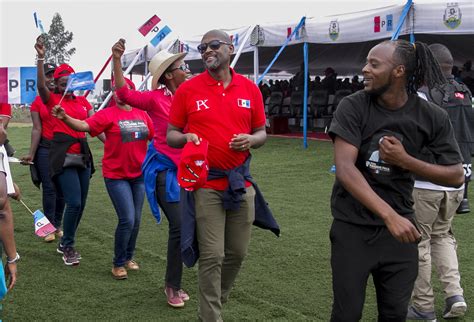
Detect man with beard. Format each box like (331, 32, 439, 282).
(328, 40, 464, 321)
(167, 29, 278, 321)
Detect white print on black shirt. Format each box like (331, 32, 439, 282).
(118, 120, 149, 143)
(365, 130, 404, 176)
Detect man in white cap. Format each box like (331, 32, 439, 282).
(111, 39, 191, 308)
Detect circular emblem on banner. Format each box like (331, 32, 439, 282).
(329, 20, 339, 41)
(443, 3, 462, 29)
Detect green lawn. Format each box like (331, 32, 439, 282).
(2, 125, 473, 321)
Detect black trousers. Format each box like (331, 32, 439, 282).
(330, 219, 418, 322)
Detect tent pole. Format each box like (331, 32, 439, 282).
(231, 25, 256, 69)
(391, 0, 413, 40)
(303, 42, 308, 149)
(143, 45, 148, 90)
(256, 16, 306, 85)
(253, 46, 259, 83)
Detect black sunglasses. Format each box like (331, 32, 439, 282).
(168, 63, 190, 73)
(197, 40, 231, 54)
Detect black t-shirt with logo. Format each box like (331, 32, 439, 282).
(329, 91, 462, 226)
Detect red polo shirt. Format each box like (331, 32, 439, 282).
(31, 96, 55, 140)
(169, 69, 265, 190)
(0, 103, 11, 118)
(47, 93, 92, 153)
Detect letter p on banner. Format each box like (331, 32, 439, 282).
(0, 67, 37, 104)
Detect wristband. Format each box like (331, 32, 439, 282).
(37, 57, 45, 61)
(7, 252, 20, 264)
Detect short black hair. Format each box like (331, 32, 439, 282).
(428, 43, 454, 67)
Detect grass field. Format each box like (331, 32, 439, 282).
(2, 125, 473, 321)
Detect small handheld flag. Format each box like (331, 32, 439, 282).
(138, 15, 161, 36)
(19, 199, 56, 237)
(137, 14, 172, 48)
(150, 25, 172, 47)
(33, 12, 45, 34)
(66, 71, 95, 92)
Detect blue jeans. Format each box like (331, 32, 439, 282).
(104, 176, 145, 267)
(35, 146, 65, 228)
(156, 170, 182, 289)
(57, 166, 91, 247)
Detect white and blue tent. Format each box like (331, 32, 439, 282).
(121, 0, 474, 147)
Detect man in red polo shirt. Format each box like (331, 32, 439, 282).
(167, 29, 267, 321)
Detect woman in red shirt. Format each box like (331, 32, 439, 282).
(35, 36, 94, 266)
(52, 78, 154, 280)
(21, 63, 65, 242)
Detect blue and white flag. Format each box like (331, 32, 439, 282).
(33, 12, 45, 34)
(150, 25, 172, 47)
(66, 71, 95, 92)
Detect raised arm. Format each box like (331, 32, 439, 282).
(34, 36, 50, 104)
(112, 39, 127, 90)
(334, 136, 421, 243)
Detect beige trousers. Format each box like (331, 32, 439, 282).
(412, 188, 464, 311)
(194, 186, 255, 322)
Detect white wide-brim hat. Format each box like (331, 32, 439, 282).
(149, 50, 187, 90)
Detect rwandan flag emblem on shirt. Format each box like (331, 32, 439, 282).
(237, 99, 251, 108)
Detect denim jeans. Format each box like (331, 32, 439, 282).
(57, 166, 91, 247)
(105, 176, 145, 267)
(35, 146, 65, 228)
(155, 170, 182, 290)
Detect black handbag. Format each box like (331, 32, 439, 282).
(63, 153, 87, 169)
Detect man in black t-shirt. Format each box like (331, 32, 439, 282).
(328, 40, 464, 322)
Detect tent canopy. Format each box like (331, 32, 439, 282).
(122, 1, 473, 77)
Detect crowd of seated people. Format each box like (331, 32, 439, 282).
(259, 67, 365, 131)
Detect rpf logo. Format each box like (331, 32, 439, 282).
(230, 34, 239, 46)
(287, 27, 300, 41)
(374, 14, 393, 32)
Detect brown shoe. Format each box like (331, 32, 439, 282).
(44, 233, 56, 243)
(55, 229, 64, 238)
(112, 266, 128, 280)
(125, 260, 139, 271)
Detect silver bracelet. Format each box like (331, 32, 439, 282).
(7, 252, 20, 264)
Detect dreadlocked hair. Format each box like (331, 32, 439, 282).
(382, 39, 447, 94)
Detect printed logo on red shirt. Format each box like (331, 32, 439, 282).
(118, 120, 149, 143)
(237, 99, 251, 108)
(196, 99, 210, 111)
(455, 92, 465, 99)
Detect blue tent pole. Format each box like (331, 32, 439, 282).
(256, 16, 306, 85)
(391, 0, 413, 40)
(303, 42, 309, 149)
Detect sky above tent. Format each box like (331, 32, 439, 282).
(1, 0, 415, 76)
